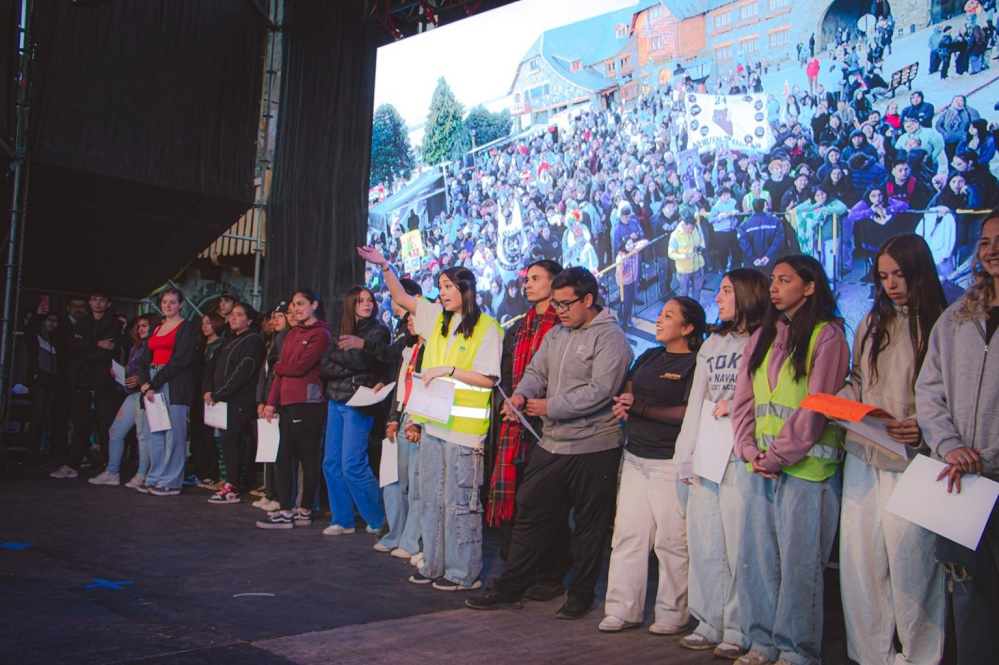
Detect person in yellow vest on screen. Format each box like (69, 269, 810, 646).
(730, 255, 849, 665)
(357, 246, 502, 592)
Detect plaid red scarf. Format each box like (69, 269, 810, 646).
(486, 303, 559, 527)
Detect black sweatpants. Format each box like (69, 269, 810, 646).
(275, 403, 325, 511)
(497, 445, 621, 604)
(219, 403, 257, 489)
(67, 389, 122, 469)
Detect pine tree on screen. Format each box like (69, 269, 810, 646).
(422, 77, 467, 165)
(371, 103, 415, 189)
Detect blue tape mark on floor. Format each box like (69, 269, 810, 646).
(85, 578, 133, 590)
(0, 541, 35, 550)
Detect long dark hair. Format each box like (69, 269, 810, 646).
(712, 268, 770, 336)
(134, 312, 162, 351)
(747, 255, 841, 381)
(340, 286, 377, 337)
(295, 287, 326, 321)
(672, 296, 707, 353)
(861, 234, 946, 388)
(196, 312, 225, 355)
(439, 267, 481, 339)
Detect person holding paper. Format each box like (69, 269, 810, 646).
(916, 213, 999, 663)
(318, 286, 390, 535)
(466, 267, 632, 619)
(599, 297, 705, 635)
(139, 288, 196, 497)
(731, 255, 849, 665)
(189, 312, 226, 489)
(251, 300, 290, 512)
(203, 303, 266, 505)
(357, 246, 501, 593)
(89, 312, 160, 487)
(837, 234, 948, 665)
(673, 269, 770, 659)
(256, 289, 331, 530)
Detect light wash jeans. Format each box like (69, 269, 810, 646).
(419, 432, 483, 587)
(687, 460, 751, 648)
(379, 418, 421, 554)
(323, 400, 384, 529)
(145, 374, 190, 490)
(604, 452, 689, 627)
(107, 392, 151, 476)
(839, 455, 945, 665)
(736, 470, 841, 665)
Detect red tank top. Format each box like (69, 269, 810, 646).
(148, 324, 179, 365)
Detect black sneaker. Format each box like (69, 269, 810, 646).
(522, 580, 566, 602)
(408, 571, 434, 585)
(555, 595, 592, 620)
(464, 589, 524, 610)
(256, 511, 294, 529)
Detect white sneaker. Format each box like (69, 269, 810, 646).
(322, 524, 356, 536)
(50, 465, 78, 479)
(88, 470, 120, 486)
(373, 542, 393, 552)
(735, 651, 775, 665)
(714, 642, 750, 660)
(679, 634, 717, 650)
(409, 552, 424, 567)
(598, 615, 641, 632)
(124, 473, 146, 489)
(254, 498, 280, 511)
(391, 547, 415, 559)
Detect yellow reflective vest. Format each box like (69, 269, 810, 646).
(751, 322, 844, 481)
(411, 312, 500, 436)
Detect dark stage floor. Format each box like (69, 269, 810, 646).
(2, 471, 866, 664)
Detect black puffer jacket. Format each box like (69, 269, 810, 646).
(320, 316, 391, 403)
(204, 331, 266, 407)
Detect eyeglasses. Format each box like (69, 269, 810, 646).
(550, 297, 582, 313)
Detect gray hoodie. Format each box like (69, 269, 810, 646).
(916, 302, 999, 479)
(515, 308, 633, 455)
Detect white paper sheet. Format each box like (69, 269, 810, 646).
(692, 399, 735, 484)
(347, 382, 397, 408)
(255, 417, 280, 463)
(834, 415, 909, 458)
(111, 361, 127, 388)
(886, 454, 999, 550)
(204, 401, 228, 429)
(406, 374, 455, 424)
(379, 437, 399, 488)
(143, 393, 171, 433)
(496, 385, 541, 441)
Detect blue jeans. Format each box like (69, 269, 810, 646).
(322, 400, 384, 529)
(419, 432, 483, 587)
(107, 392, 151, 476)
(736, 470, 841, 665)
(379, 420, 421, 554)
(145, 374, 190, 490)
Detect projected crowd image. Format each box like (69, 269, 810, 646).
(366, 0, 998, 348)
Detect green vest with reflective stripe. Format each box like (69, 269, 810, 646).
(411, 313, 500, 436)
(751, 321, 844, 481)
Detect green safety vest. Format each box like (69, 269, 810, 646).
(751, 322, 844, 481)
(411, 312, 500, 436)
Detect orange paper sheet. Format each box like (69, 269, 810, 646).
(800, 393, 895, 423)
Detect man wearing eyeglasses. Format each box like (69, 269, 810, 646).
(467, 267, 632, 620)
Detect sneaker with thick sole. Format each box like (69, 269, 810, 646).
(408, 571, 434, 585)
(195, 478, 217, 490)
(390, 547, 414, 559)
(148, 486, 181, 497)
(254, 498, 280, 511)
(88, 470, 120, 486)
(249, 488, 266, 498)
(409, 552, 423, 567)
(134, 483, 150, 494)
(714, 642, 749, 660)
(256, 511, 294, 529)
(522, 580, 566, 602)
(464, 589, 523, 610)
(555, 596, 592, 620)
(365, 524, 384, 535)
(373, 542, 393, 553)
(735, 650, 774, 665)
(322, 524, 355, 536)
(432, 577, 482, 591)
(293, 509, 313, 526)
(649, 621, 690, 635)
(679, 634, 718, 650)
(598, 615, 641, 632)
(124, 473, 146, 489)
(207, 483, 240, 504)
(50, 465, 78, 479)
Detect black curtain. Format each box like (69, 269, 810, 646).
(263, 0, 383, 317)
(0, 0, 18, 154)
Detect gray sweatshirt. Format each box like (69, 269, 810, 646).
(916, 302, 999, 479)
(674, 331, 751, 479)
(515, 308, 633, 455)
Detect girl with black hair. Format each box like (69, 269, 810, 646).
(838, 234, 947, 664)
(190, 311, 226, 487)
(599, 297, 706, 634)
(357, 246, 501, 592)
(256, 288, 331, 529)
(731, 255, 850, 665)
(203, 303, 266, 505)
(674, 269, 770, 658)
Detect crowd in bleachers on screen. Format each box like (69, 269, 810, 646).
(17, 8, 999, 665)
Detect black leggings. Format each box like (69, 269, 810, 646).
(275, 403, 325, 511)
(219, 403, 257, 489)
